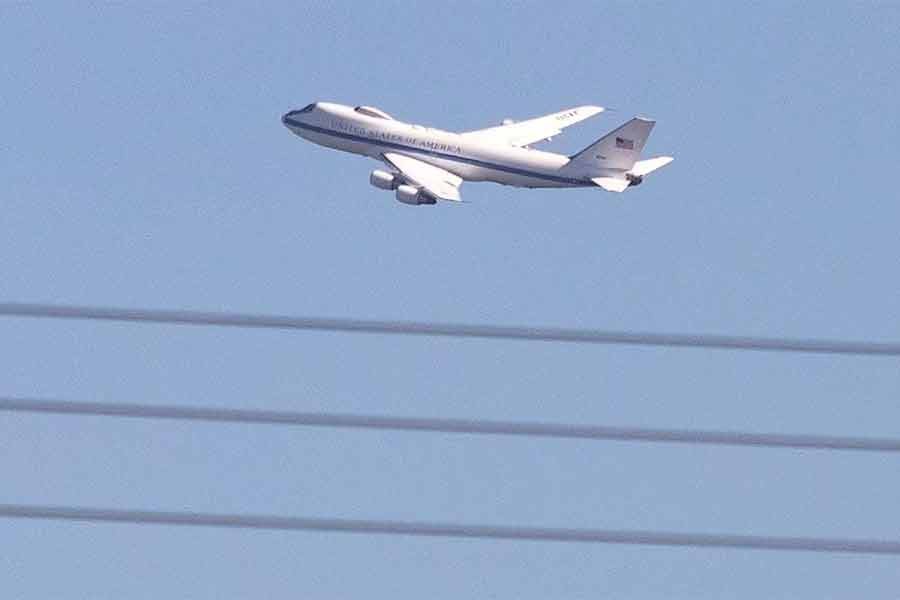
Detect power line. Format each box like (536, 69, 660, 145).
(3, 396, 899, 453)
(1, 302, 898, 356)
(2, 503, 898, 555)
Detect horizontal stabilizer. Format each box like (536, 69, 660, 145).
(591, 177, 630, 193)
(629, 156, 674, 177)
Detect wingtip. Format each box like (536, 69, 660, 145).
(573, 105, 606, 116)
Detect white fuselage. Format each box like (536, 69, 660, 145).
(281, 102, 590, 189)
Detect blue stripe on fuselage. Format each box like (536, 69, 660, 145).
(284, 118, 587, 186)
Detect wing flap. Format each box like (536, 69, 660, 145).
(462, 105, 605, 148)
(382, 152, 463, 202)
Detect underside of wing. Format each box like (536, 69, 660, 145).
(461, 105, 605, 148)
(382, 152, 463, 202)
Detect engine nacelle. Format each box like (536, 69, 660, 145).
(370, 169, 398, 191)
(395, 184, 435, 205)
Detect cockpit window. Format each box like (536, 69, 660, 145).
(298, 103, 316, 113)
(354, 106, 393, 120)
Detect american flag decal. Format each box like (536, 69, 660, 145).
(616, 137, 634, 150)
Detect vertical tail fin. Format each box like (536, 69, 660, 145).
(567, 117, 656, 172)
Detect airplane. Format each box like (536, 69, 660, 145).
(281, 102, 673, 205)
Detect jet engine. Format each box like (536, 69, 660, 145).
(395, 184, 435, 205)
(370, 169, 398, 191)
(626, 173, 644, 187)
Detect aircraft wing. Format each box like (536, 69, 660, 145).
(461, 105, 605, 148)
(382, 152, 463, 202)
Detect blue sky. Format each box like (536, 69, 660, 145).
(2, 2, 899, 598)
